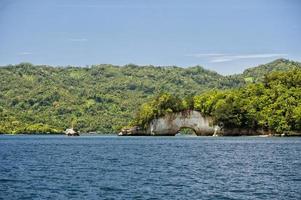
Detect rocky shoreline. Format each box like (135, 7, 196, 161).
(119, 110, 301, 137)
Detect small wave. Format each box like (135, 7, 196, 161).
(0, 178, 24, 183)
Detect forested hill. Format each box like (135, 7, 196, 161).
(0, 59, 299, 134)
(239, 58, 301, 82)
(131, 69, 301, 135)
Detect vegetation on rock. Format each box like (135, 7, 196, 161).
(132, 69, 301, 134)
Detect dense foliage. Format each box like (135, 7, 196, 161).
(133, 69, 301, 134)
(0, 59, 299, 134)
(0, 62, 244, 134)
(239, 58, 301, 83)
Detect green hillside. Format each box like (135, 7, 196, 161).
(132, 69, 301, 134)
(240, 58, 301, 83)
(0, 59, 299, 134)
(0, 63, 243, 134)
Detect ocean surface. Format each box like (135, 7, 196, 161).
(0, 135, 300, 200)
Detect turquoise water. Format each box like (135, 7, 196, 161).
(0, 135, 300, 199)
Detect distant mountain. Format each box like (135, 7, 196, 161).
(0, 59, 299, 134)
(240, 58, 301, 82)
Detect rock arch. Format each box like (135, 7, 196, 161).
(176, 127, 197, 135)
(119, 110, 221, 136)
(147, 110, 219, 136)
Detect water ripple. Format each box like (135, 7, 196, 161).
(0, 135, 300, 199)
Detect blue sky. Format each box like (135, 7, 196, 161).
(0, 0, 300, 74)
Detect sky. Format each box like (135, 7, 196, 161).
(0, 0, 300, 74)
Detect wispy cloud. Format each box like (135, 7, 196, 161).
(68, 38, 88, 42)
(187, 53, 288, 63)
(231, 54, 288, 59)
(57, 4, 101, 8)
(56, 4, 146, 9)
(18, 52, 33, 55)
(210, 58, 234, 63)
(185, 53, 225, 58)
(210, 54, 288, 63)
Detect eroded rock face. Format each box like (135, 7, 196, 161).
(147, 110, 220, 136)
(119, 110, 221, 136)
(119, 126, 146, 136)
(119, 110, 300, 136)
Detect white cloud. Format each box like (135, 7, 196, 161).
(18, 52, 33, 55)
(186, 53, 225, 58)
(187, 53, 288, 63)
(57, 4, 104, 8)
(231, 54, 288, 59)
(56, 4, 145, 9)
(210, 58, 235, 63)
(68, 38, 88, 42)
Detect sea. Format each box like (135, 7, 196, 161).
(0, 135, 300, 200)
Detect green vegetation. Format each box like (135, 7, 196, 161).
(0, 59, 300, 134)
(0, 62, 243, 134)
(239, 58, 301, 82)
(132, 69, 301, 134)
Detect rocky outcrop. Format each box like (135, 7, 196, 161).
(65, 128, 79, 136)
(119, 126, 147, 136)
(119, 110, 301, 136)
(119, 110, 221, 136)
